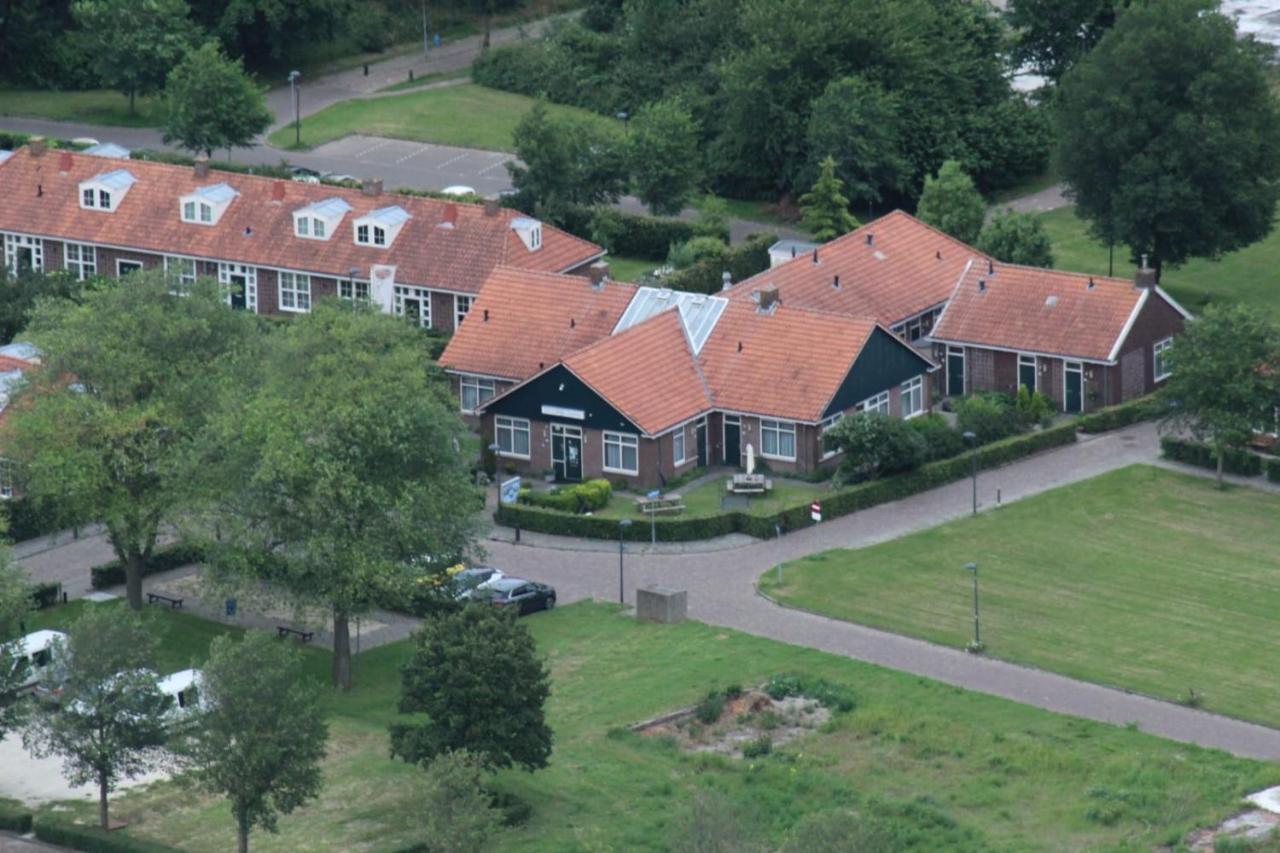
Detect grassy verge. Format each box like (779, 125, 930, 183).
(266, 83, 617, 152)
(695, 193, 805, 234)
(594, 476, 830, 521)
(0, 87, 163, 128)
(604, 255, 659, 283)
(761, 464, 1280, 726)
(376, 67, 471, 93)
(1036, 205, 1280, 319)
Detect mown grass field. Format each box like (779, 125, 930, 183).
(266, 84, 618, 152)
(1035, 206, 1280, 319)
(593, 476, 830, 521)
(761, 465, 1280, 727)
(0, 87, 164, 128)
(21, 597, 1278, 850)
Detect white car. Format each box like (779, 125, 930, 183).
(159, 668, 206, 720)
(454, 566, 505, 599)
(441, 185, 476, 197)
(9, 630, 67, 692)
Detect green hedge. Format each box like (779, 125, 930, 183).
(1076, 394, 1163, 433)
(0, 799, 33, 833)
(90, 544, 205, 589)
(1267, 457, 1280, 483)
(520, 479, 612, 513)
(663, 233, 776, 295)
(30, 581, 62, 609)
(33, 819, 181, 853)
(128, 149, 294, 180)
(1159, 437, 1262, 476)
(497, 423, 1078, 541)
(2, 497, 74, 543)
(562, 206, 703, 259)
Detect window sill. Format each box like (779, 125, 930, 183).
(279, 305, 311, 314)
(760, 453, 796, 463)
(904, 410, 925, 420)
(497, 451, 530, 460)
(1154, 373, 1171, 383)
(603, 466, 639, 476)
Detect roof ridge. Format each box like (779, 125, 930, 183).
(982, 260, 1136, 288)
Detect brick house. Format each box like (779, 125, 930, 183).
(929, 261, 1191, 413)
(0, 344, 38, 500)
(0, 142, 602, 328)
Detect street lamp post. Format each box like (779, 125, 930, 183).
(963, 561, 980, 649)
(963, 430, 977, 515)
(487, 442, 500, 501)
(617, 519, 632, 605)
(616, 111, 629, 135)
(288, 70, 301, 147)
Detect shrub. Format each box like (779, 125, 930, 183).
(33, 818, 182, 852)
(0, 800, 33, 833)
(3, 497, 78, 543)
(827, 412, 927, 484)
(955, 393, 1023, 444)
(666, 236, 728, 270)
(1014, 385, 1054, 428)
(89, 544, 205, 589)
(908, 414, 966, 461)
(741, 734, 772, 758)
(581, 207, 700, 259)
(764, 673, 856, 712)
(663, 233, 776, 294)
(30, 581, 62, 609)
(128, 150, 293, 180)
(695, 690, 726, 724)
(1268, 457, 1280, 483)
(1159, 437, 1262, 476)
(518, 479, 612, 514)
(1076, 394, 1163, 433)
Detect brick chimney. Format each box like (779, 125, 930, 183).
(483, 198, 500, 217)
(1134, 254, 1156, 289)
(58, 151, 73, 174)
(757, 285, 780, 313)
(194, 155, 209, 178)
(361, 177, 383, 197)
(271, 180, 286, 203)
(588, 261, 610, 289)
(28, 136, 46, 158)
(439, 203, 457, 229)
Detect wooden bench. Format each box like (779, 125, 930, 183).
(146, 592, 184, 609)
(636, 495, 686, 515)
(726, 476, 772, 495)
(276, 626, 314, 643)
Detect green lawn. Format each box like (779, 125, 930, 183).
(761, 464, 1280, 727)
(266, 84, 618, 152)
(603, 255, 658, 283)
(22, 598, 1278, 850)
(0, 87, 163, 128)
(1036, 206, 1280, 319)
(594, 476, 830, 521)
(377, 68, 472, 94)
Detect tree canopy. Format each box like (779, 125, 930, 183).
(799, 155, 857, 242)
(507, 103, 629, 224)
(804, 76, 909, 210)
(976, 211, 1054, 268)
(628, 99, 702, 216)
(72, 0, 198, 114)
(0, 553, 34, 741)
(915, 160, 986, 245)
(1006, 0, 1124, 83)
(1056, 0, 1280, 281)
(163, 41, 273, 157)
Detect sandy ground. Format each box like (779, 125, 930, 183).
(0, 732, 171, 805)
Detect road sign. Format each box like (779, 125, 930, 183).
(500, 476, 522, 504)
(810, 500, 822, 523)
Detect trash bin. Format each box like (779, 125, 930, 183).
(225, 597, 237, 618)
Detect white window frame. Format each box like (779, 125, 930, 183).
(296, 216, 309, 237)
(64, 242, 96, 280)
(454, 294, 473, 327)
(820, 413, 843, 460)
(0, 459, 13, 500)
(603, 431, 639, 475)
(116, 259, 143, 277)
(860, 391, 891, 415)
(199, 202, 213, 223)
(340, 279, 370, 301)
(901, 376, 924, 419)
(459, 375, 496, 413)
(5, 234, 44, 273)
(278, 272, 312, 313)
(760, 419, 797, 462)
(98, 189, 112, 210)
(495, 416, 531, 459)
(1018, 353, 1037, 393)
(218, 263, 258, 313)
(394, 285, 431, 328)
(1153, 337, 1173, 381)
(182, 200, 196, 221)
(672, 427, 687, 465)
(164, 256, 197, 292)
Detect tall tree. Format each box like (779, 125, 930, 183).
(72, 0, 198, 115)
(0, 552, 34, 741)
(2, 272, 258, 610)
(196, 302, 482, 690)
(1161, 305, 1280, 486)
(22, 605, 170, 829)
(799, 155, 857, 242)
(179, 633, 327, 853)
(915, 159, 985, 245)
(163, 41, 273, 157)
(976, 210, 1054, 268)
(391, 605, 552, 771)
(507, 103, 629, 225)
(628, 98, 701, 216)
(1056, 0, 1280, 282)
(1006, 0, 1124, 83)
(805, 76, 910, 209)
(194, 0, 349, 67)
(0, 268, 90, 346)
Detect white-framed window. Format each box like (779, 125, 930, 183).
(165, 256, 197, 292)
(64, 243, 96, 280)
(81, 188, 94, 208)
(5, 234, 44, 273)
(0, 459, 13, 500)
(820, 412, 843, 460)
(394, 285, 431, 327)
(340, 279, 370, 301)
(860, 391, 890, 415)
(279, 272, 312, 313)
(98, 190, 111, 209)
(199, 203, 213, 223)
(313, 218, 326, 238)
(760, 419, 796, 461)
(356, 224, 388, 247)
(297, 217, 309, 237)
(603, 431, 639, 474)
(460, 375, 496, 413)
(1154, 337, 1173, 381)
(901, 376, 924, 418)
(672, 427, 687, 465)
(495, 416, 530, 458)
(117, 259, 143, 277)
(182, 201, 195, 221)
(455, 294, 473, 327)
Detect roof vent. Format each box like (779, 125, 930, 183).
(812, 247, 819, 264)
(865, 233, 873, 246)
(483, 308, 490, 321)
(832, 274, 840, 289)
(1087, 277, 1096, 290)
(988, 259, 994, 275)
(978, 279, 986, 292)
(935, 250, 941, 260)
(758, 286, 780, 313)
(570, 317, 576, 328)
(243, 227, 252, 236)
(1045, 295, 1059, 307)
(721, 270, 732, 291)
(737, 341, 743, 353)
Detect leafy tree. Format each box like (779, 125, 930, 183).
(179, 633, 327, 853)
(0, 554, 34, 740)
(692, 196, 729, 240)
(667, 236, 727, 271)
(507, 103, 629, 225)
(1006, 0, 1124, 83)
(465, 0, 522, 49)
(3, 272, 257, 610)
(629, 99, 701, 216)
(915, 160, 985, 245)
(191, 0, 349, 66)
(163, 41, 272, 157)
(0, 269, 89, 345)
(1162, 304, 1280, 486)
(1056, 0, 1280, 282)
(196, 302, 481, 689)
(416, 750, 500, 853)
(22, 605, 170, 829)
(954, 393, 1024, 445)
(976, 210, 1054, 268)
(72, 0, 198, 115)
(799, 155, 857, 242)
(805, 76, 910, 209)
(391, 605, 552, 771)
(826, 412, 927, 484)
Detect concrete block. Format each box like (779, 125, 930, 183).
(636, 586, 687, 623)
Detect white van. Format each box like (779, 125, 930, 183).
(159, 668, 206, 720)
(9, 630, 68, 692)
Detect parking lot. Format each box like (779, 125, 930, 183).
(301, 135, 516, 197)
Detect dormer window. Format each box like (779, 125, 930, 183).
(78, 169, 135, 212)
(353, 206, 410, 248)
(180, 182, 238, 226)
(511, 217, 542, 251)
(293, 197, 350, 241)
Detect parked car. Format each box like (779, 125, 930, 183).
(452, 566, 505, 600)
(322, 172, 359, 185)
(9, 630, 67, 692)
(481, 578, 556, 615)
(158, 668, 206, 722)
(289, 166, 321, 184)
(441, 185, 476, 197)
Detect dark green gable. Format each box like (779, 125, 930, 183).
(823, 327, 934, 417)
(483, 365, 641, 434)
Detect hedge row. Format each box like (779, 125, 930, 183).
(128, 149, 294, 180)
(520, 479, 612, 513)
(90, 544, 205, 589)
(0, 800, 32, 833)
(663, 233, 776, 295)
(2, 498, 73, 543)
(1159, 437, 1263, 476)
(31, 581, 62, 609)
(1076, 394, 1163, 433)
(560, 206, 703, 259)
(1268, 457, 1280, 483)
(34, 819, 182, 853)
(496, 423, 1078, 541)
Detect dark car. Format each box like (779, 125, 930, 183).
(482, 578, 556, 615)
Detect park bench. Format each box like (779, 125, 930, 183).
(636, 495, 685, 515)
(727, 475, 772, 495)
(146, 592, 184, 609)
(276, 625, 314, 643)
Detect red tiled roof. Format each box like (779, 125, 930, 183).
(0, 147, 601, 293)
(700, 300, 880, 422)
(0, 356, 31, 373)
(931, 263, 1150, 362)
(438, 267, 635, 382)
(563, 309, 711, 435)
(730, 210, 984, 325)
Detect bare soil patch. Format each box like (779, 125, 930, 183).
(632, 688, 830, 757)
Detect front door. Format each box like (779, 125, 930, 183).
(551, 424, 582, 482)
(1019, 355, 1036, 394)
(228, 274, 247, 310)
(696, 419, 707, 467)
(1064, 362, 1083, 413)
(723, 416, 741, 467)
(947, 347, 965, 397)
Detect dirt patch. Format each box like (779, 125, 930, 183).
(1186, 809, 1280, 850)
(632, 688, 830, 757)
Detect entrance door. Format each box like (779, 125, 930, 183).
(947, 347, 965, 397)
(395, 286, 432, 328)
(1064, 362, 1083, 413)
(1018, 355, 1036, 393)
(723, 416, 741, 467)
(550, 424, 582, 482)
(695, 418, 707, 467)
(15, 247, 34, 273)
(227, 274, 247, 310)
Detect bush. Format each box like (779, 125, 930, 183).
(827, 412, 927, 484)
(955, 393, 1023, 444)
(127, 150, 293, 180)
(90, 544, 205, 589)
(1076, 394, 1163, 433)
(1014, 385, 1054, 428)
(3, 497, 77, 543)
(33, 819, 181, 852)
(663, 233, 775, 294)
(1268, 457, 1280, 483)
(741, 734, 772, 758)
(764, 673, 856, 712)
(695, 690, 726, 724)
(348, 8, 392, 52)
(908, 414, 966, 461)
(30, 581, 62, 609)
(0, 800, 32, 833)
(518, 479, 612, 514)
(582, 207, 704, 259)
(1159, 437, 1262, 477)
(666, 236, 728, 270)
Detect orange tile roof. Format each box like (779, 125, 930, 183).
(0, 147, 601, 293)
(931, 262, 1147, 362)
(438, 267, 636, 381)
(700, 300, 880, 422)
(0, 356, 31, 373)
(730, 210, 984, 325)
(563, 309, 711, 435)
